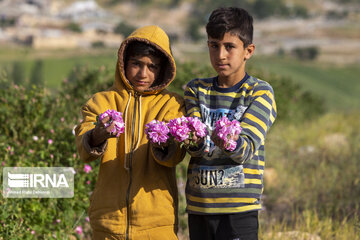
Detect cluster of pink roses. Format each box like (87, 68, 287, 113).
(145, 116, 208, 146)
(96, 110, 242, 151)
(98, 109, 125, 137)
(144, 120, 170, 145)
(214, 116, 242, 151)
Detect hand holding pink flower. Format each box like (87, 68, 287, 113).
(145, 120, 170, 145)
(213, 116, 242, 151)
(168, 116, 208, 147)
(98, 109, 125, 137)
(91, 110, 125, 146)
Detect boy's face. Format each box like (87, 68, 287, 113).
(208, 32, 254, 82)
(125, 55, 161, 92)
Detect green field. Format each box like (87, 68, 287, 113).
(1, 47, 359, 110)
(0, 47, 118, 88)
(249, 56, 360, 110)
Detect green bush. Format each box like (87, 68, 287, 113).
(263, 112, 360, 229)
(30, 60, 44, 88)
(113, 21, 136, 37)
(11, 61, 25, 86)
(91, 41, 105, 48)
(292, 46, 319, 60)
(66, 22, 82, 33)
(0, 67, 113, 239)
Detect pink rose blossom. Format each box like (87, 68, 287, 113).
(31, 230, 35, 235)
(56, 219, 61, 223)
(168, 117, 207, 144)
(60, 117, 65, 122)
(85, 217, 90, 222)
(48, 139, 53, 145)
(50, 129, 54, 134)
(1, 162, 5, 166)
(75, 226, 83, 235)
(29, 149, 34, 154)
(50, 154, 54, 159)
(187, 117, 208, 138)
(145, 120, 170, 144)
(83, 164, 92, 174)
(98, 110, 125, 137)
(167, 116, 191, 142)
(86, 180, 91, 185)
(214, 116, 242, 151)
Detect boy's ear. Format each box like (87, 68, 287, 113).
(244, 43, 255, 60)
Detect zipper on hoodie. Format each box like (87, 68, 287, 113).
(126, 92, 138, 240)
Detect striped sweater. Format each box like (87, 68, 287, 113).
(184, 73, 277, 214)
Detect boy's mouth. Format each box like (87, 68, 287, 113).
(134, 80, 148, 85)
(217, 63, 229, 69)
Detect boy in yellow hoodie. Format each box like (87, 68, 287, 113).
(75, 25, 185, 240)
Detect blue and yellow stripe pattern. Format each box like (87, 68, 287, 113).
(184, 74, 277, 214)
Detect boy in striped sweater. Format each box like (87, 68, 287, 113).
(183, 7, 277, 240)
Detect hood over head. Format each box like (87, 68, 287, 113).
(115, 25, 176, 95)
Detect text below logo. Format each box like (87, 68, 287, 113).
(3, 167, 74, 198)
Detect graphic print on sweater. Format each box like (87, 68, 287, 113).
(200, 104, 248, 156)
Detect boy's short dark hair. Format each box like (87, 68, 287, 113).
(206, 7, 253, 48)
(125, 41, 165, 64)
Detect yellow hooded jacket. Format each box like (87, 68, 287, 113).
(75, 26, 185, 240)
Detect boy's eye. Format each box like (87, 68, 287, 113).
(131, 61, 140, 66)
(149, 65, 158, 71)
(225, 45, 235, 50)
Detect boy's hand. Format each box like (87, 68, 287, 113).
(211, 131, 239, 150)
(90, 116, 117, 147)
(150, 141, 169, 149)
(184, 131, 204, 147)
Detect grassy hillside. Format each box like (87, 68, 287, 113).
(249, 56, 360, 110)
(1, 47, 359, 111)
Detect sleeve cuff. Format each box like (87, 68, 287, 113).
(185, 141, 205, 157)
(83, 129, 107, 157)
(151, 141, 180, 167)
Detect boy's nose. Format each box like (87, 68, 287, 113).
(218, 46, 227, 60)
(139, 67, 147, 78)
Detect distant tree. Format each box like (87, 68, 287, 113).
(252, 0, 289, 19)
(66, 22, 82, 33)
(113, 21, 136, 37)
(277, 48, 285, 57)
(187, 19, 203, 41)
(30, 60, 44, 87)
(291, 5, 309, 18)
(0, 17, 16, 28)
(326, 10, 348, 20)
(169, 0, 181, 7)
(11, 61, 25, 86)
(91, 41, 105, 48)
(292, 46, 319, 60)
